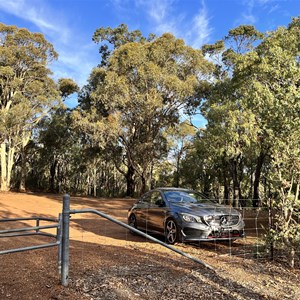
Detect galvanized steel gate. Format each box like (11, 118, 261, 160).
(1, 194, 213, 287)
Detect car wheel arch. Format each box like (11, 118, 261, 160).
(164, 217, 183, 244)
(128, 213, 138, 228)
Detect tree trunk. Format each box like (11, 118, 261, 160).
(0, 146, 6, 190)
(140, 174, 147, 195)
(150, 162, 155, 190)
(49, 159, 58, 192)
(1, 142, 8, 191)
(0, 142, 15, 192)
(174, 152, 181, 187)
(253, 151, 265, 207)
(223, 181, 230, 205)
(19, 148, 26, 192)
(93, 165, 97, 197)
(19, 133, 31, 192)
(126, 165, 135, 197)
(222, 155, 230, 205)
(231, 158, 240, 208)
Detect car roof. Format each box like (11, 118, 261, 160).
(154, 187, 194, 192)
(142, 187, 209, 200)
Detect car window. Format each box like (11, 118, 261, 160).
(140, 192, 151, 203)
(150, 191, 164, 206)
(164, 191, 182, 202)
(164, 190, 212, 204)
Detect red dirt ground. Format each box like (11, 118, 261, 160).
(0, 192, 299, 300)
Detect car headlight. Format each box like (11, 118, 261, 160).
(181, 213, 203, 223)
(203, 215, 214, 222)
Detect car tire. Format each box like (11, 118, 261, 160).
(128, 214, 137, 234)
(165, 218, 181, 244)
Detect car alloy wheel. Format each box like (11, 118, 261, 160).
(165, 219, 178, 244)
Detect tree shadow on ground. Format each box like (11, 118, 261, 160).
(0, 234, 263, 300)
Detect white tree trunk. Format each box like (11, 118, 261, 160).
(19, 133, 31, 192)
(0, 142, 14, 192)
(0, 142, 8, 191)
(93, 165, 97, 197)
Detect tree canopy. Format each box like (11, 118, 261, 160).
(1, 17, 299, 266)
(0, 23, 60, 191)
(78, 31, 213, 195)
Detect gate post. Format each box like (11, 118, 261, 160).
(57, 213, 62, 275)
(61, 194, 70, 286)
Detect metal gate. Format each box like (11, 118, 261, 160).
(1, 194, 213, 287)
(0, 215, 62, 273)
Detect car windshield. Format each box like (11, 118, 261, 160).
(164, 190, 212, 204)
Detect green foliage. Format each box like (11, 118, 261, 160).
(197, 16, 300, 263)
(92, 23, 155, 67)
(225, 25, 264, 54)
(58, 78, 79, 99)
(0, 23, 60, 191)
(163, 121, 196, 187)
(79, 29, 213, 195)
(2, 18, 300, 265)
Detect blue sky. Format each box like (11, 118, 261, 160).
(0, 0, 299, 113)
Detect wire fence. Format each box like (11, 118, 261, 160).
(66, 197, 297, 266)
(1, 196, 299, 278)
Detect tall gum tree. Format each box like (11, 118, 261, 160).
(201, 25, 265, 206)
(233, 17, 300, 266)
(81, 28, 213, 196)
(0, 23, 59, 191)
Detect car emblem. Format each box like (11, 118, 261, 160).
(220, 216, 228, 225)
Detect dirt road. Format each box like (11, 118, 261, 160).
(0, 192, 299, 300)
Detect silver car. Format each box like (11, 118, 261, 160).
(128, 187, 245, 244)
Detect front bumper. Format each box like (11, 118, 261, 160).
(180, 222, 245, 242)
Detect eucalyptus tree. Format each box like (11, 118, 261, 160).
(165, 121, 196, 187)
(92, 23, 155, 67)
(58, 78, 79, 100)
(16, 78, 79, 192)
(84, 30, 213, 196)
(203, 17, 300, 264)
(180, 129, 221, 197)
(232, 17, 300, 266)
(76, 25, 154, 196)
(201, 25, 264, 206)
(0, 23, 59, 191)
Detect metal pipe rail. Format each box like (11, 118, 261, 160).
(70, 208, 214, 270)
(0, 224, 59, 235)
(0, 232, 57, 238)
(1, 194, 214, 287)
(0, 242, 60, 255)
(0, 217, 59, 238)
(0, 216, 61, 257)
(59, 194, 214, 286)
(0, 217, 58, 223)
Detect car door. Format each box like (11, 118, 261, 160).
(146, 191, 167, 234)
(135, 192, 151, 231)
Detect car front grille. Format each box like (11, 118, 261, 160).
(206, 215, 240, 227)
(208, 230, 244, 239)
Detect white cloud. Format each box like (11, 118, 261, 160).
(268, 4, 279, 14)
(144, 0, 171, 24)
(239, 0, 282, 25)
(189, 1, 212, 48)
(52, 42, 99, 87)
(239, 0, 257, 24)
(134, 0, 177, 35)
(0, 0, 98, 91)
(0, 0, 70, 42)
(133, 0, 212, 48)
(241, 13, 257, 24)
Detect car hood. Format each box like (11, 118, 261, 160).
(170, 202, 240, 216)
